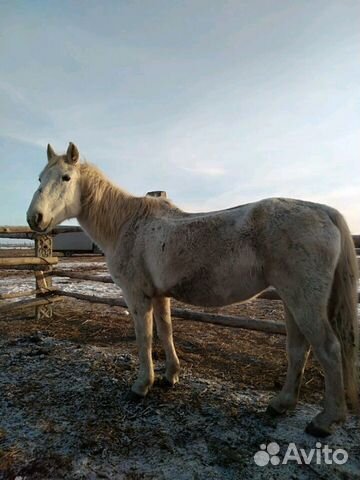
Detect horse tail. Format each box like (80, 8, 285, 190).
(327, 209, 359, 411)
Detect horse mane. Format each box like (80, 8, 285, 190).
(78, 162, 180, 247)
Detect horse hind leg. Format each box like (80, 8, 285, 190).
(303, 313, 347, 437)
(283, 300, 346, 436)
(267, 305, 310, 416)
(153, 296, 180, 386)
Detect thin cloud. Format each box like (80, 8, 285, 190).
(180, 165, 226, 177)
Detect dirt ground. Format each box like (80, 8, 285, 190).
(0, 254, 359, 479)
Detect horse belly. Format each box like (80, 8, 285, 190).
(166, 266, 267, 307)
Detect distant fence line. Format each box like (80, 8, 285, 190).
(1, 220, 360, 334)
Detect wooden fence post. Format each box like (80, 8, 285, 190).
(146, 191, 167, 198)
(34, 234, 53, 320)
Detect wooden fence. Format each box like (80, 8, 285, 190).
(0, 227, 61, 320)
(1, 223, 359, 335)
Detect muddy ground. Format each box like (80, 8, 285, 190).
(0, 254, 359, 479)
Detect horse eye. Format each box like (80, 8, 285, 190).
(62, 174, 71, 182)
(38, 177, 41, 182)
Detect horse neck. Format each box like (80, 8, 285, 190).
(77, 164, 134, 253)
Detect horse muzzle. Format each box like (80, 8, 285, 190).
(27, 211, 53, 233)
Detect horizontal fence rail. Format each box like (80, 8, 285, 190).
(0, 225, 83, 236)
(0, 257, 58, 267)
(51, 288, 287, 335)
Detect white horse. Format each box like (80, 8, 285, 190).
(27, 143, 359, 437)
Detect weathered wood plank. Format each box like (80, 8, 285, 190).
(0, 257, 58, 267)
(0, 226, 83, 235)
(0, 295, 63, 313)
(52, 290, 127, 307)
(52, 289, 286, 335)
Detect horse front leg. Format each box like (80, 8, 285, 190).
(126, 293, 154, 397)
(153, 296, 180, 386)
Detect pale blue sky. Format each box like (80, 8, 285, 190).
(1, 1, 359, 230)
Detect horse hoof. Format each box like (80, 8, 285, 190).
(305, 421, 331, 438)
(125, 390, 145, 402)
(161, 377, 176, 388)
(156, 376, 176, 389)
(266, 404, 283, 417)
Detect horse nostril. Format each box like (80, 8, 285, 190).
(35, 212, 43, 226)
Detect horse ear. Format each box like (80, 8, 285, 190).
(66, 142, 80, 165)
(47, 144, 56, 162)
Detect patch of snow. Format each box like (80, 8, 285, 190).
(58, 261, 107, 271)
(0, 277, 35, 300)
(53, 277, 122, 297)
